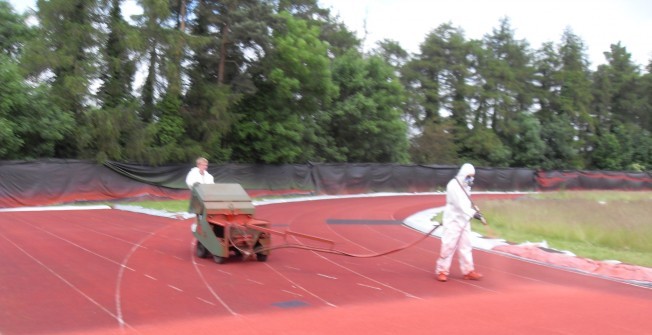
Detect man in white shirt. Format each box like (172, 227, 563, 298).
(185, 157, 215, 189)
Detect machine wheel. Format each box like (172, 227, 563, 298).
(213, 255, 226, 264)
(232, 248, 249, 261)
(196, 241, 209, 258)
(254, 242, 267, 262)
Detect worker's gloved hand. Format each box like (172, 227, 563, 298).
(473, 211, 484, 221)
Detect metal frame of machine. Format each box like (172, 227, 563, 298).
(189, 183, 271, 264)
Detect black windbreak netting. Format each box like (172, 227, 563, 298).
(209, 164, 314, 191)
(311, 164, 456, 194)
(311, 164, 536, 194)
(104, 161, 191, 189)
(0, 159, 189, 208)
(536, 170, 652, 190)
(1, 160, 649, 208)
(104, 161, 315, 191)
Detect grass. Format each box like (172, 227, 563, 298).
(101, 191, 652, 268)
(111, 199, 191, 213)
(474, 191, 652, 268)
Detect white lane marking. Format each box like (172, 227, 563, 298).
(317, 273, 338, 279)
(357, 283, 382, 290)
(0, 232, 136, 332)
(197, 297, 215, 305)
(77, 226, 149, 249)
(284, 266, 301, 270)
(264, 263, 337, 308)
(190, 243, 238, 315)
(29, 224, 135, 271)
(144, 274, 157, 281)
(168, 284, 183, 292)
(247, 279, 264, 285)
(282, 290, 303, 297)
(289, 235, 421, 299)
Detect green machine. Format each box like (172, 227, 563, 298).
(189, 183, 271, 264)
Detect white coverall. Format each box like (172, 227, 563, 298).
(435, 163, 478, 275)
(185, 167, 215, 189)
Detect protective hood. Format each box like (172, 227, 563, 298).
(456, 163, 475, 178)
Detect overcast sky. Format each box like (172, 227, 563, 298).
(8, 0, 651, 70)
(318, 0, 652, 69)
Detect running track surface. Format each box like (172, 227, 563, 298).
(1, 194, 651, 335)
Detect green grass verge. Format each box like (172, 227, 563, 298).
(475, 191, 652, 268)
(111, 200, 190, 213)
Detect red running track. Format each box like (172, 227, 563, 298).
(1, 194, 651, 335)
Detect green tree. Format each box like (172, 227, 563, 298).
(22, 0, 104, 157)
(476, 17, 537, 167)
(230, 11, 337, 163)
(402, 23, 456, 127)
(328, 50, 409, 162)
(409, 118, 457, 164)
(592, 131, 621, 170)
(0, 1, 34, 58)
(599, 43, 646, 129)
(533, 29, 590, 169)
(279, 0, 360, 58)
(97, 0, 136, 109)
(182, 0, 273, 161)
(0, 55, 74, 159)
(132, 0, 172, 123)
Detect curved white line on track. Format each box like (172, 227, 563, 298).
(0, 231, 137, 332)
(189, 242, 238, 315)
(115, 222, 174, 330)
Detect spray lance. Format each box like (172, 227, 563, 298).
(455, 177, 498, 238)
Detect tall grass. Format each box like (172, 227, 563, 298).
(475, 191, 652, 267)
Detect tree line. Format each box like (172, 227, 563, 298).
(0, 0, 650, 171)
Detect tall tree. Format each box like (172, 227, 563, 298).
(328, 50, 409, 162)
(22, 0, 104, 157)
(230, 11, 337, 163)
(97, 0, 136, 109)
(0, 54, 74, 159)
(78, 0, 147, 162)
(600, 43, 646, 129)
(133, 0, 172, 123)
(556, 28, 593, 167)
(0, 1, 34, 59)
(476, 17, 537, 167)
(182, 0, 274, 161)
(533, 29, 590, 169)
(278, 0, 360, 57)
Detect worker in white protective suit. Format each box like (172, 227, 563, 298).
(185, 157, 215, 189)
(435, 163, 486, 282)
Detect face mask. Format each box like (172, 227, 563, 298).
(464, 176, 474, 186)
